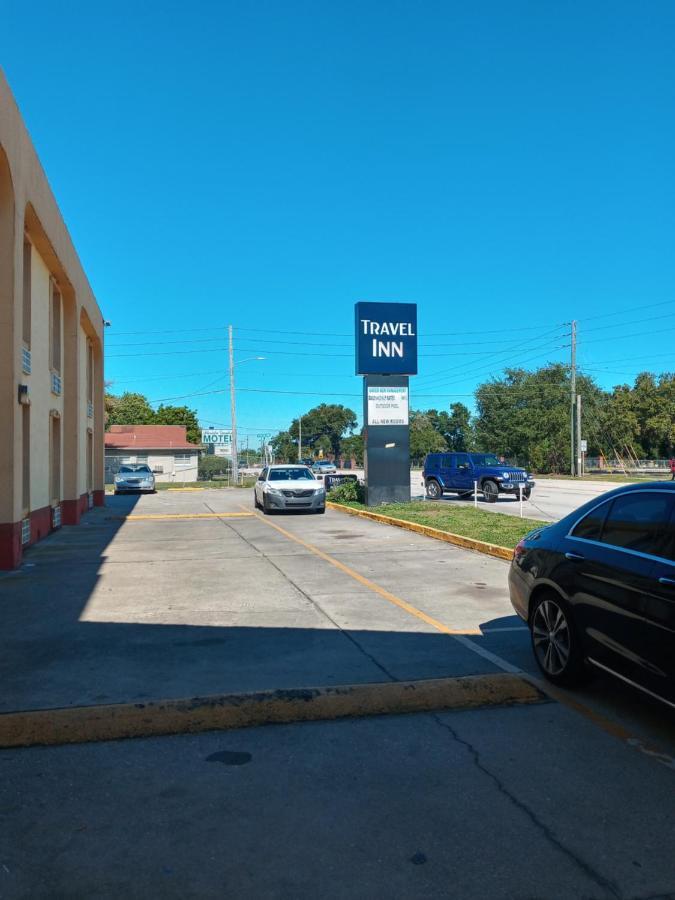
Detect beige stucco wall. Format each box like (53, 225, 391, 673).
(27, 244, 63, 511)
(0, 66, 104, 530)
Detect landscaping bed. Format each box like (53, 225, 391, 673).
(331, 501, 547, 549)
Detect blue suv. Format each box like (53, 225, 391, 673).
(422, 452, 535, 503)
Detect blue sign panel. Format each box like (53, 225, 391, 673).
(355, 302, 418, 375)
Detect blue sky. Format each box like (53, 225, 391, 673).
(3, 1, 674, 442)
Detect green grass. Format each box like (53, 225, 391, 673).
(334, 501, 548, 548)
(152, 478, 258, 490)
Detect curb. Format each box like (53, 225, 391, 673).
(327, 503, 514, 561)
(0, 674, 544, 749)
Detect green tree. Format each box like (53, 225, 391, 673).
(474, 364, 604, 473)
(270, 431, 297, 463)
(340, 432, 364, 465)
(105, 392, 155, 428)
(409, 411, 447, 463)
(288, 404, 358, 459)
(154, 404, 201, 444)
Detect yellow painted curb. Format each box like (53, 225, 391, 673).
(327, 503, 514, 561)
(0, 674, 544, 748)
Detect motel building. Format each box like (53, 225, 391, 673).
(105, 425, 200, 484)
(0, 71, 105, 569)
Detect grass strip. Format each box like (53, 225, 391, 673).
(333, 501, 547, 549)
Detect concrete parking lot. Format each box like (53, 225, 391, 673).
(1, 488, 674, 898)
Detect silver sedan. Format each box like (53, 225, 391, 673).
(254, 465, 326, 514)
(114, 464, 156, 494)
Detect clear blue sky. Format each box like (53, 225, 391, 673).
(3, 1, 674, 443)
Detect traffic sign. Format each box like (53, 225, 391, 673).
(580, 439, 588, 452)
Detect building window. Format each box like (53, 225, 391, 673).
(136, 455, 148, 464)
(22, 240, 31, 348)
(175, 453, 193, 467)
(120, 456, 133, 465)
(50, 282, 61, 373)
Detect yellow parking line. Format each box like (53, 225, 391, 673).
(118, 513, 255, 521)
(243, 508, 481, 635)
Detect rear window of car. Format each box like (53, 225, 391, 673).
(599, 492, 674, 557)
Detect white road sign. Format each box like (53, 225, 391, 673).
(367, 386, 409, 426)
(580, 439, 588, 452)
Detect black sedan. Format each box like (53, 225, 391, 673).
(509, 482, 674, 707)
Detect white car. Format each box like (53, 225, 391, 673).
(254, 465, 326, 514)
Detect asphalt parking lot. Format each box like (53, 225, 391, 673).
(1, 488, 674, 898)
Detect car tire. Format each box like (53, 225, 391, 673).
(262, 496, 273, 515)
(425, 479, 443, 500)
(529, 592, 590, 687)
(254, 492, 260, 510)
(316, 506, 326, 514)
(523, 489, 531, 500)
(482, 480, 498, 503)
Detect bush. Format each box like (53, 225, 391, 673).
(328, 479, 365, 503)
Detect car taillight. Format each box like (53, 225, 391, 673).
(513, 540, 527, 561)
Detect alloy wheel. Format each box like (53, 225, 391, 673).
(532, 599, 571, 676)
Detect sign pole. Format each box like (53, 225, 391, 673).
(229, 324, 239, 483)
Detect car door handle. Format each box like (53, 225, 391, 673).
(658, 577, 675, 586)
(565, 552, 585, 561)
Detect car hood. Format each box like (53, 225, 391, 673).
(482, 466, 528, 476)
(267, 480, 320, 488)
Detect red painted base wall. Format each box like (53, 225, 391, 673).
(0, 492, 104, 570)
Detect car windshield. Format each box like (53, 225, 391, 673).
(470, 454, 501, 467)
(269, 468, 314, 481)
(119, 464, 152, 474)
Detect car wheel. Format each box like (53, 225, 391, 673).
(262, 495, 273, 515)
(482, 480, 498, 503)
(529, 593, 589, 687)
(316, 506, 326, 515)
(425, 479, 443, 500)
(523, 489, 531, 500)
(254, 492, 260, 509)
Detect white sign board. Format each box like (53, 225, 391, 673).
(580, 439, 588, 452)
(202, 429, 232, 446)
(214, 445, 232, 458)
(367, 386, 409, 426)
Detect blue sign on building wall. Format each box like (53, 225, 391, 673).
(354, 301, 418, 375)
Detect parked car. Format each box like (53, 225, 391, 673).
(114, 464, 156, 495)
(254, 465, 326, 514)
(423, 452, 534, 503)
(509, 482, 675, 706)
(312, 460, 337, 475)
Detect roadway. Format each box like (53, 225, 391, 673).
(409, 473, 633, 522)
(1, 488, 674, 898)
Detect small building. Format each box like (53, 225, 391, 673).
(105, 426, 200, 483)
(0, 71, 105, 569)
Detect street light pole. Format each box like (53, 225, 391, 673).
(229, 325, 239, 483)
(298, 416, 302, 463)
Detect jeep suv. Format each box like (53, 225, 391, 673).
(422, 452, 535, 503)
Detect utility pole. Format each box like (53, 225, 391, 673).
(298, 416, 302, 463)
(228, 325, 239, 483)
(570, 320, 577, 477)
(576, 393, 582, 479)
